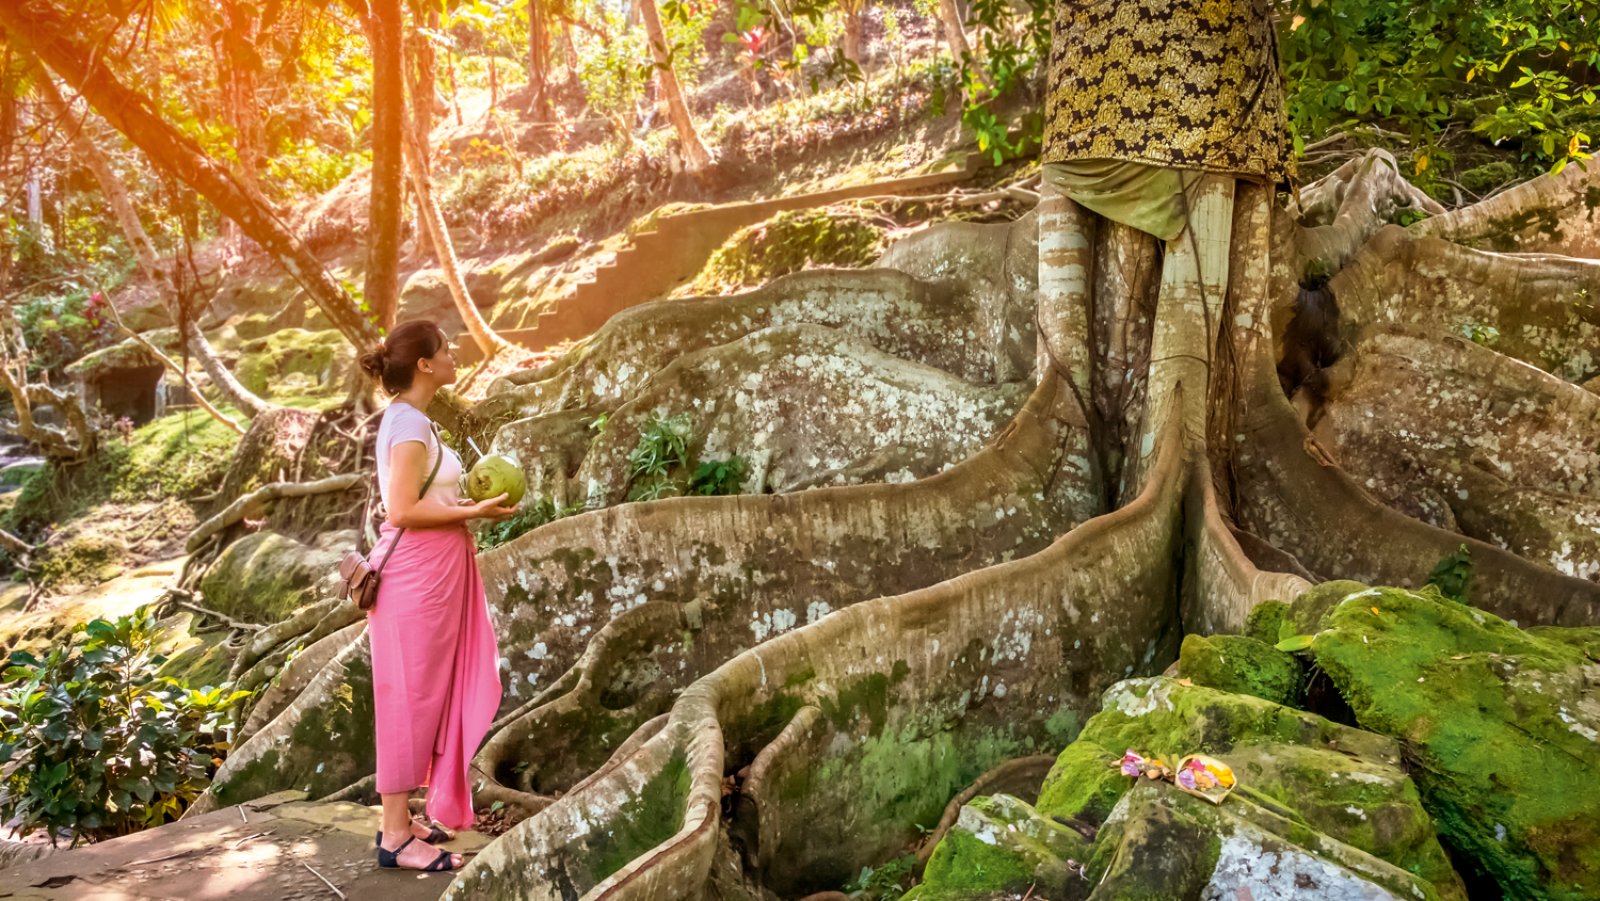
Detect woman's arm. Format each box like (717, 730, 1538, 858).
(385, 440, 515, 527)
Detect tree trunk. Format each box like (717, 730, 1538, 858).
(402, 29, 514, 361)
(31, 66, 272, 421)
(636, 0, 714, 173)
(0, 0, 381, 351)
(936, 0, 969, 60)
(841, 0, 866, 66)
(527, 0, 550, 120)
(365, 0, 405, 330)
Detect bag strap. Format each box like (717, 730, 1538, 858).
(373, 423, 446, 575)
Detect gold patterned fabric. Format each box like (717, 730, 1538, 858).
(1043, 0, 1293, 186)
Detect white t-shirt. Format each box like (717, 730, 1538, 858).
(375, 401, 462, 512)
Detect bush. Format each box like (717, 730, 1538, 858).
(14, 291, 119, 374)
(475, 497, 586, 551)
(0, 609, 249, 845)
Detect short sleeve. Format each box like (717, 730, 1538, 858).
(387, 409, 432, 448)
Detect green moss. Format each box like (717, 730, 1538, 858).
(694, 208, 885, 293)
(586, 746, 692, 884)
(916, 823, 1039, 900)
(1178, 634, 1304, 706)
(1285, 580, 1372, 634)
(1034, 678, 1384, 825)
(1243, 600, 1290, 645)
(1303, 585, 1600, 900)
(64, 329, 178, 379)
(199, 532, 329, 624)
(33, 534, 125, 590)
(209, 747, 282, 807)
(235, 328, 351, 399)
(209, 655, 375, 807)
(1226, 743, 1460, 889)
(1458, 161, 1518, 196)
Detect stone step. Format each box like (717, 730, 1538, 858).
(0, 792, 492, 900)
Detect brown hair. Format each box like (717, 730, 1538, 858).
(358, 320, 446, 395)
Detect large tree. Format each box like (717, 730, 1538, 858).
(193, 145, 1600, 896)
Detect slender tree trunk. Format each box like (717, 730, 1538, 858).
(561, 19, 580, 84)
(937, 0, 969, 60)
(31, 67, 271, 421)
(841, 0, 865, 66)
(365, 0, 405, 330)
(636, 0, 714, 173)
(0, 0, 382, 351)
(403, 30, 513, 360)
(527, 0, 550, 120)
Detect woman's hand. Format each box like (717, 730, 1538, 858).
(466, 493, 519, 521)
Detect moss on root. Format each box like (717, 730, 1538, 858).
(585, 745, 693, 885)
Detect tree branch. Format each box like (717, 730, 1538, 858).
(186, 473, 367, 552)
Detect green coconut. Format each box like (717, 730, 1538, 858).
(465, 453, 526, 506)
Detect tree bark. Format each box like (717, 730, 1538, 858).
(365, 0, 405, 330)
(527, 0, 550, 121)
(841, 0, 866, 66)
(31, 66, 273, 421)
(0, 0, 381, 351)
(936, 0, 969, 60)
(403, 29, 515, 360)
(636, 0, 713, 173)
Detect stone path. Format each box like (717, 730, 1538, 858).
(0, 793, 490, 901)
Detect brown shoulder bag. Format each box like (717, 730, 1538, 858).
(339, 425, 445, 610)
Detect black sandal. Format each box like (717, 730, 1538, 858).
(374, 820, 453, 847)
(376, 835, 457, 871)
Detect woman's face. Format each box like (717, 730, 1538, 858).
(420, 335, 458, 386)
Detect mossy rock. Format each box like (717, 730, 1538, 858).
(1088, 780, 1444, 901)
(1299, 585, 1600, 900)
(1178, 633, 1304, 706)
(1016, 677, 1464, 900)
(235, 328, 353, 399)
(1284, 579, 1372, 635)
(694, 208, 885, 294)
(199, 531, 340, 624)
(233, 312, 277, 340)
(915, 794, 1089, 900)
(64, 329, 179, 380)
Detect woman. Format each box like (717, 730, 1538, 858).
(357, 320, 517, 872)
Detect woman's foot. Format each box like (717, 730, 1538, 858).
(377, 831, 463, 871)
(374, 818, 456, 848)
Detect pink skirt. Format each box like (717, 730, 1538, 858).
(367, 523, 502, 830)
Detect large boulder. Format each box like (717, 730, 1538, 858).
(234, 328, 354, 400)
(199, 531, 344, 624)
(915, 677, 1463, 901)
(1300, 584, 1600, 900)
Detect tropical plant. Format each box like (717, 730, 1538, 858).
(0, 609, 250, 845)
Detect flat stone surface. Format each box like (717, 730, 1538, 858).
(0, 794, 489, 901)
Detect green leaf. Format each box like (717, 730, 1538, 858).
(1275, 634, 1316, 653)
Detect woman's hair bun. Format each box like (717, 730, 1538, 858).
(358, 345, 387, 380)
